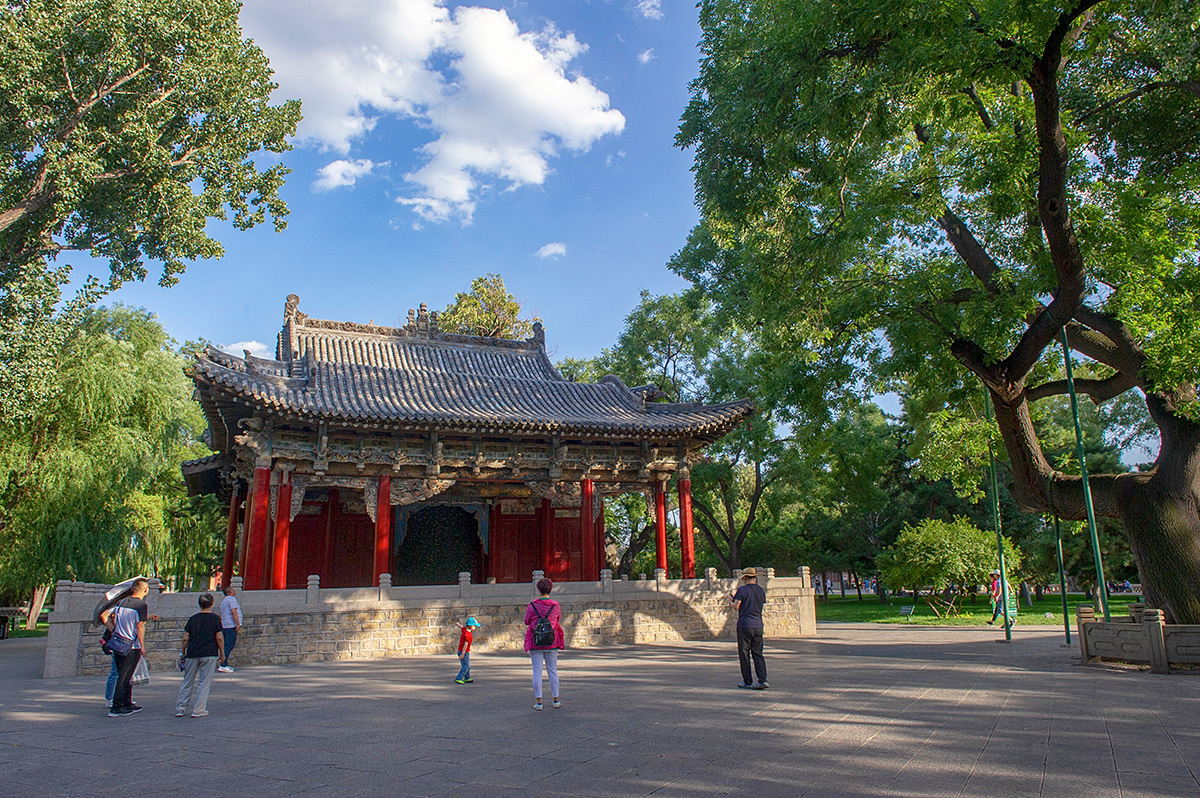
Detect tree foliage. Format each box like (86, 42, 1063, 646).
(675, 0, 1200, 621)
(0, 0, 300, 421)
(440, 273, 540, 339)
(0, 306, 222, 594)
(878, 517, 1022, 617)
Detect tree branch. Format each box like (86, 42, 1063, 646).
(1026, 371, 1136, 403)
(1075, 80, 1200, 124)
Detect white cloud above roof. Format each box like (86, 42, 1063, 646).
(240, 1, 624, 224)
(536, 242, 567, 259)
(224, 340, 273, 360)
(312, 159, 383, 191)
(638, 48, 656, 64)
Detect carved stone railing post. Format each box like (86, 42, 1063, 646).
(600, 568, 613, 594)
(800, 566, 812, 588)
(1076, 605, 1095, 661)
(306, 574, 320, 604)
(655, 568, 667, 590)
(458, 571, 471, 598)
(733, 569, 742, 581)
(532, 570, 544, 590)
(378, 572, 392, 601)
(1144, 608, 1169, 674)
(705, 567, 717, 588)
(638, 573, 647, 581)
(231, 576, 244, 592)
(53, 579, 72, 614)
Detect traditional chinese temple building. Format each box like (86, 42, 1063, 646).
(183, 295, 753, 590)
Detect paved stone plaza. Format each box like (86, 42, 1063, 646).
(3, 623, 1198, 797)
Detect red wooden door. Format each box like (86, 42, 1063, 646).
(488, 511, 539, 583)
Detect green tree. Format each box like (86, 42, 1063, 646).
(440, 274, 539, 338)
(878, 517, 1022, 617)
(0, 306, 218, 616)
(0, 0, 300, 421)
(676, 0, 1200, 621)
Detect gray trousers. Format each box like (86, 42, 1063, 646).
(176, 656, 219, 715)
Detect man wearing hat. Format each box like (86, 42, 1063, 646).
(731, 568, 768, 689)
(987, 570, 1003, 626)
(455, 617, 481, 684)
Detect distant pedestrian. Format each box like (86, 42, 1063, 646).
(218, 586, 242, 672)
(524, 578, 564, 710)
(101, 577, 150, 717)
(987, 570, 1003, 625)
(175, 593, 225, 718)
(455, 617, 481, 684)
(731, 567, 768, 689)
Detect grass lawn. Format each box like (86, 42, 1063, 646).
(6, 621, 48, 638)
(815, 593, 1143, 627)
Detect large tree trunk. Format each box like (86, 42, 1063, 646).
(993, 388, 1200, 623)
(25, 584, 49, 631)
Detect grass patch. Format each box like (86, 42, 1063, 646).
(815, 593, 1142, 627)
(5, 621, 48, 638)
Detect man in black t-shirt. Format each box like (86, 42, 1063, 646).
(731, 568, 768, 689)
(175, 593, 225, 718)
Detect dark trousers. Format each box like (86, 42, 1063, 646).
(737, 626, 766, 684)
(112, 648, 142, 709)
(221, 627, 237, 666)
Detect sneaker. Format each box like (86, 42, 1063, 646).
(533, 702, 543, 711)
(464, 678, 473, 683)
(737, 682, 754, 689)
(755, 682, 770, 690)
(986, 620, 995, 626)
(191, 710, 209, 718)
(128, 704, 143, 713)
(454, 679, 466, 684)
(107, 707, 131, 717)
(217, 665, 233, 673)
(552, 699, 561, 709)
(174, 710, 186, 717)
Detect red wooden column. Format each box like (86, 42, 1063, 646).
(238, 478, 255, 580)
(596, 496, 606, 575)
(271, 471, 293, 590)
(580, 478, 596, 580)
(374, 474, 392, 586)
(222, 484, 243, 589)
(654, 481, 669, 575)
(678, 470, 696, 579)
(242, 464, 272, 590)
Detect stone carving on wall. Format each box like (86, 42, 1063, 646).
(289, 486, 307, 521)
(526, 480, 582, 507)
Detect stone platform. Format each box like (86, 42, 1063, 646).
(3, 623, 1199, 797)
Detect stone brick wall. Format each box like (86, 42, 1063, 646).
(44, 571, 817, 678)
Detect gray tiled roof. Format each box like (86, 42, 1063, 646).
(191, 299, 752, 441)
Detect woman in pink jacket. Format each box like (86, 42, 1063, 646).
(524, 577, 565, 710)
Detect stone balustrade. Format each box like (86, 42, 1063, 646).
(1076, 604, 1200, 674)
(44, 567, 818, 678)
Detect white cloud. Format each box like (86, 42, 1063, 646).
(536, 242, 567, 259)
(240, 2, 625, 224)
(637, 48, 656, 65)
(312, 159, 383, 191)
(224, 340, 274, 360)
(634, 1, 663, 20)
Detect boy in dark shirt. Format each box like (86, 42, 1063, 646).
(455, 617, 481, 684)
(175, 593, 225, 718)
(731, 568, 768, 690)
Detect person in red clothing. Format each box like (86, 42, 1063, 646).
(454, 617, 480, 683)
(524, 578, 565, 710)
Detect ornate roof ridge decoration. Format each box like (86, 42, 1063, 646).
(192, 294, 754, 450)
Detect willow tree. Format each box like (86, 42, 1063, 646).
(675, 1, 1200, 620)
(0, 0, 300, 420)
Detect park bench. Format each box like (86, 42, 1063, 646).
(0, 606, 52, 639)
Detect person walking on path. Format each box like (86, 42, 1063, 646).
(731, 568, 768, 690)
(524, 578, 565, 711)
(218, 586, 242, 672)
(987, 570, 1003, 626)
(101, 577, 150, 716)
(455, 617, 481, 684)
(175, 592, 225, 718)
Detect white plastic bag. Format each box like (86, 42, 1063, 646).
(131, 656, 150, 686)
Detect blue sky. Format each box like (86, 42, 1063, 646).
(98, 0, 703, 363)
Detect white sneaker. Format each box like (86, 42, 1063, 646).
(217, 665, 233, 673)
(191, 710, 209, 718)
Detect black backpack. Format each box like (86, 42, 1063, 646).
(531, 602, 555, 647)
